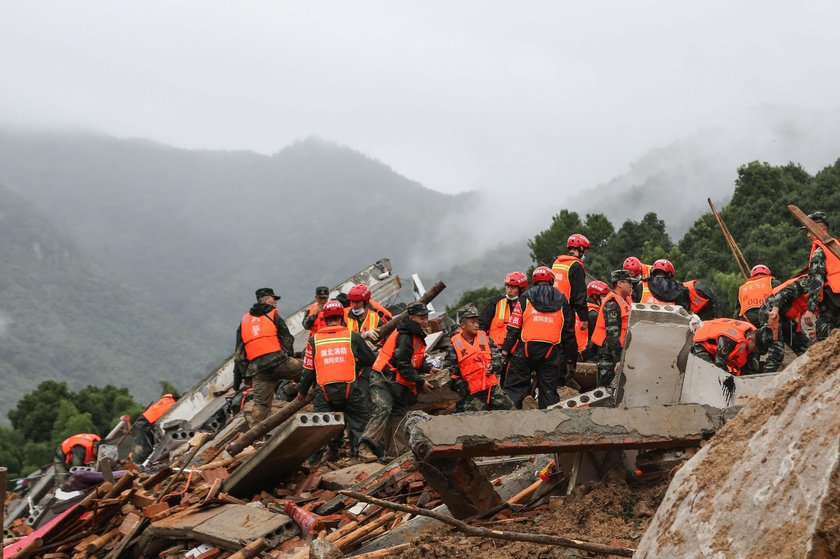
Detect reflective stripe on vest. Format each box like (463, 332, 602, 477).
(142, 394, 176, 424)
(372, 329, 426, 394)
(521, 303, 563, 344)
(640, 280, 667, 304)
(683, 280, 710, 314)
(451, 331, 498, 394)
(313, 326, 357, 385)
(811, 238, 840, 293)
(551, 255, 581, 299)
(307, 303, 327, 335)
(738, 276, 774, 316)
(488, 298, 511, 345)
(641, 263, 651, 280)
(693, 318, 755, 372)
(241, 309, 283, 360)
(590, 291, 631, 347)
(345, 308, 380, 333)
(61, 433, 100, 464)
(772, 276, 808, 322)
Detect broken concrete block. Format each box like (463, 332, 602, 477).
(224, 412, 345, 496)
(635, 336, 840, 558)
(319, 463, 384, 490)
(309, 537, 343, 559)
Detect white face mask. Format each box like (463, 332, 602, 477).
(507, 294, 519, 301)
(351, 307, 366, 316)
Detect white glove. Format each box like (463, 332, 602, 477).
(362, 330, 380, 342)
(688, 314, 702, 333)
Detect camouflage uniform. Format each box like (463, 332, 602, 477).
(443, 312, 513, 412)
(808, 245, 840, 341)
(53, 444, 88, 488)
(691, 336, 761, 375)
(595, 297, 624, 386)
(758, 276, 811, 372)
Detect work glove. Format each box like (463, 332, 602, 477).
(362, 330, 380, 342)
(688, 314, 702, 333)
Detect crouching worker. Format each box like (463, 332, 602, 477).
(132, 393, 177, 463)
(445, 304, 514, 412)
(298, 300, 376, 461)
(691, 318, 772, 376)
(54, 433, 100, 488)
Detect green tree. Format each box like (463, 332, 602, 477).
(51, 400, 98, 445)
(8, 380, 73, 443)
(0, 425, 26, 480)
(445, 286, 504, 318)
(73, 385, 142, 433)
(158, 380, 182, 400)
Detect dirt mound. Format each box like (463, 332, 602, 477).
(397, 478, 667, 559)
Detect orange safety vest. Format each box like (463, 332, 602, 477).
(574, 316, 588, 352)
(693, 318, 755, 374)
(738, 276, 774, 316)
(306, 303, 328, 335)
(372, 329, 426, 394)
(590, 291, 631, 347)
(641, 263, 652, 280)
(683, 280, 711, 314)
(520, 302, 564, 345)
(640, 280, 667, 304)
(142, 394, 176, 424)
(551, 255, 582, 299)
(811, 238, 840, 293)
(369, 299, 393, 321)
(772, 276, 809, 323)
(345, 307, 381, 333)
(61, 433, 100, 464)
(241, 309, 283, 360)
(450, 331, 498, 394)
(488, 297, 512, 345)
(312, 326, 357, 385)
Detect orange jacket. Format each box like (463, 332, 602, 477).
(450, 331, 498, 394)
(551, 255, 582, 299)
(61, 433, 100, 464)
(373, 330, 426, 394)
(311, 326, 356, 386)
(240, 309, 283, 360)
(142, 394, 176, 424)
(487, 297, 512, 346)
(590, 291, 631, 347)
(811, 238, 840, 293)
(693, 318, 755, 373)
(683, 280, 711, 314)
(738, 276, 774, 316)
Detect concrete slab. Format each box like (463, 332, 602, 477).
(319, 463, 384, 491)
(680, 354, 778, 408)
(224, 412, 345, 496)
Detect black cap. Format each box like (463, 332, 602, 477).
(255, 287, 280, 301)
(315, 286, 330, 297)
(407, 302, 430, 316)
(801, 211, 829, 229)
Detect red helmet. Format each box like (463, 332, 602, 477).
(651, 259, 675, 276)
(623, 256, 642, 277)
(587, 281, 610, 297)
(567, 233, 591, 249)
(504, 271, 528, 289)
(347, 283, 371, 302)
(750, 264, 771, 278)
(322, 300, 345, 319)
(532, 266, 555, 284)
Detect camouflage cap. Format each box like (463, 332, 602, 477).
(801, 211, 829, 229)
(407, 302, 430, 316)
(610, 269, 632, 285)
(315, 286, 330, 297)
(458, 304, 480, 321)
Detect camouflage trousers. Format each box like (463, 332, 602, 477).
(360, 371, 414, 458)
(131, 416, 154, 463)
(464, 385, 515, 412)
(53, 445, 87, 489)
(758, 307, 811, 373)
(690, 343, 715, 364)
(816, 296, 840, 341)
(314, 382, 370, 454)
(595, 346, 619, 387)
(249, 354, 303, 424)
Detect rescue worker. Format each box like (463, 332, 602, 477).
(54, 433, 100, 488)
(131, 393, 177, 463)
(302, 286, 330, 335)
(804, 211, 840, 340)
(298, 300, 376, 461)
(623, 256, 651, 303)
(760, 275, 812, 372)
(647, 259, 691, 311)
(683, 278, 718, 320)
(479, 271, 528, 346)
(739, 265, 779, 327)
(551, 234, 590, 381)
(345, 283, 392, 340)
(581, 280, 609, 362)
(445, 304, 514, 412)
(590, 270, 633, 386)
(502, 266, 577, 409)
(358, 302, 439, 461)
(234, 287, 302, 424)
(690, 318, 771, 376)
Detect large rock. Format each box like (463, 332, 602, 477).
(634, 332, 840, 558)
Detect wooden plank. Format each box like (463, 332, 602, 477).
(789, 204, 840, 259)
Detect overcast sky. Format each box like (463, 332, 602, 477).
(2, 1, 839, 198)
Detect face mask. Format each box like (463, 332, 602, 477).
(507, 294, 519, 301)
(351, 307, 366, 316)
